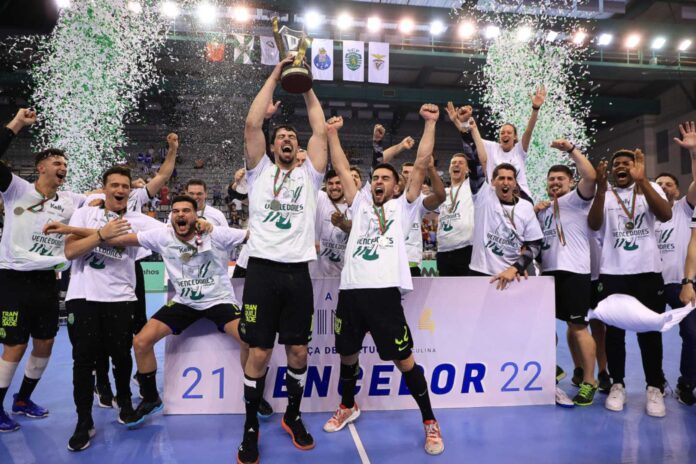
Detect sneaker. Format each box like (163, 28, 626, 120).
(571, 367, 584, 388)
(605, 383, 627, 412)
(12, 394, 49, 418)
(646, 386, 666, 417)
(597, 370, 612, 393)
(573, 382, 598, 406)
(555, 386, 575, 408)
(556, 365, 566, 383)
(67, 418, 96, 452)
(675, 382, 696, 406)
(423, 420, 444, 455)
(0, 409, 20, 433)
(236, 426, 259, 464)
(281, 415, 315, 450)
(257, 398, 274, 420)
(323, 404, 360, 433)
(94, 384, 115, 409)
(117, 403, 138, 425)
(126, 397, 163, 429)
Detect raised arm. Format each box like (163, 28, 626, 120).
(588, 161, 608, 231)
(423, 156, 446, 211)
(550, 139, 596, 199)
(145, 133, 178, 197)
(674, 122, 696, 206)
(326, 116, 358, 206)
(1, 109, 36, 191)
(244, 57, 291, 169)
(382, 136, 415, 164)
(303, 89, 328, 173)
(407, 104, 438, 203)
(631, 149, 671, 222)
(469, 118, 488, 176)
(64, 219, 131, 260)
(522, 85, 546, 152)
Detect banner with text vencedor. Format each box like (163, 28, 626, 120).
(163, 277, 555, 414)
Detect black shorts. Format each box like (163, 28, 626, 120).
(152, 302, 240, 335)
(436, 246, 472, 277)
(240, 258, 314, 349)
(597, 272, 665, 313)
(590, 279, 601, 309)
(0, 269, 59, 344)
(335, 287, 413, 361)
(132, 260, 147, 335)
(543, 271, 591, 325)
(232, 264, 247, 278)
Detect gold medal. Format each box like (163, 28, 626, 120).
(181, 252, 192, 263)
(625, 221, 635, 231)
(13, 207, 24, 216)
(270, 200, 281, 211)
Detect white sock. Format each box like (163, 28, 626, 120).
(0, 358, 19, 389)
(25, 355, 49, 380)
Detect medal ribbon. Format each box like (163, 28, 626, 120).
(372, 205, 387, 235)
(500, 199, 517, 230)
(272, 166, 294, 199)
(610, 186, 637, 226)
(26, 187, 57, 213)
(552, 196, 567, 247)
(448, 183, 463, 214)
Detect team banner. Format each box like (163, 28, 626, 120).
(163, 277, 555, 414)
(259, 35, 279, 65)
(342, 40, 364, 82)
(310, 38, 334, 81)
(368, 41, 389, 84)
(231, 33, 254, 64)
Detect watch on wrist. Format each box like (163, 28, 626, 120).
(681, 278, 693, 285)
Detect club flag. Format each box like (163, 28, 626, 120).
(311, 38, 334, 81)
(206, 41, 225, 62)
(342, 40, 364, 82)
(368, 42, 389, 84)
(260, 36, 279, 65)
(231, 33, 254, 64)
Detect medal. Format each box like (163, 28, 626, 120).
(13, 207, 24, 216)
(625, 221, 635, 230)
(611, 187, 637, 232)
(181, 252, 192, 263)
(448, 183, 463, 214)
(270, 199, 281, 211)
(271, 166, 294, 212)
(378, 236, 389, 247)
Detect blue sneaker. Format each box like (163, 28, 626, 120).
(0, 409, 20, 432)
(12, 394, 49, 418)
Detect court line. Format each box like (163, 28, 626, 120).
(348, 423, 371, 464)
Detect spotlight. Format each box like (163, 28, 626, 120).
(196, 2, 217, 25)
(127, 1, 142, 14)
(516, 26, 533, 42)
(625, 34, 641, 49)
(430, 20, 446, 36)
(545, 31, 558, 42)
(484, 25, 500, 39)
(457, 21, 476, 39)
(572, 30, 587, 45)
(651, 37, 666, 50)
(160, 1, 179, 19)
(678, 39, 692, 51)
(304, 10, 323, 30)
(597, 33, 612, 46)
(366, 16, 382, 33)
(231, 6, 250, 23)
(55, 0, 71, 8)
(399, 18, 415, 34)
(337, 12, 353, 31)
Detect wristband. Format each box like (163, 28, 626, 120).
(681, 278, 694, 285)
(566, 144, 576, 154)
(532, 105, 541, 111)
(96, 229, 105, 242)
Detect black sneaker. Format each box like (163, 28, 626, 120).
(555, 365, 566, 384)
(117, 403, 138, 425)
(94, 384, 115, 409)
(598, 370, 611, 393)
(675, 382, 696, 406)
(281, 415, 315, 450)
(237, 426, 259, 464)
(125, 397, 163, 429)
(257, 398, 274, 420)
(571, 367, 584, 388)
(67, 417, 96, 452)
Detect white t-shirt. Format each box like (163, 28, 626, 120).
(483, 139, 531, 198)
(598, 182, 666, 275)
(656, 197, 693, 284)
(313, 191, 350, 277)
(85, 187, 150, 213)
(537, 189, 593, 274)
(66, 207, 163, 302)
(469, 184, 544, 275)
(198, 205, 229, 228)
(341, 188, 423, 293)
(436, 179, 474, 252)
(0, 175, 85, 271)
(405, 193, 430, 266)
(138, 227, 246, 309)
(245, 156, 324, 263)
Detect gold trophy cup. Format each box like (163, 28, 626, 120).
(272, 17, 313, 94)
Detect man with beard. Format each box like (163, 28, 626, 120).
(236, 56, 327, 464)
(588, 149, 672, 417)
(321, 106, 445, 456)
(535, 140, 598, 407)
(61, 166, 164, 450)
(0, 109, 87, 433)
(312, 170, 351, 277)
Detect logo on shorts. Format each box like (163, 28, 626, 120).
(68, 313, 74, 325)
(1, 311, 18, 328)
(334, 316, 342, 335)
(0, 328, 5, 339)
(394, 325, 410, 351)
(597, 282, 604, 293)
(244, 304, 258, 323)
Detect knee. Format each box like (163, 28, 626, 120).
(287, 346, 308, 366)
(394, 356, 415, 373)
(2, 343, 28, 362)
(132, 334, 152, 355)
(32, 338, 55, 356)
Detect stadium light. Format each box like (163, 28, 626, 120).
(196, 2, 217, 25)
(160, 1, 179, 19)
(457, 21, 476, 39)
(231, 6, 251, 23)
(304, 10, 323, 30)
(516, 26, 533, 42)
(484, 25, 500, 40)
(598, 33, 613, 46)
(572, 30, 587, 45)
(678, 39, 691, 51)
(430, 20, 446, 36)
(399, 18, 415, 34)
(651, 37, 666, 50)
(337, 12, 353, 31)
(625, 34, 641, 49)
(366, 16, 382, 33)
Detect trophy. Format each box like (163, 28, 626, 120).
(272, 17, 313, 94)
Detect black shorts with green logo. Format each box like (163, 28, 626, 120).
(152, 302, 241, 335)
(0, 269, 59, 344)
(239, 258, 314, 349)
(335, 287, 414, 361)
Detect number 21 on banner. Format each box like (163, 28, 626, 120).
(182, 367, 225, 399)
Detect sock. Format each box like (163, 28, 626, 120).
(0, 359, 19, 406)
(17, 355, 49, 401)
(403, 365, 435, 422)
(285, 365, 307, 422)
(136, 370, 158, 402)
(243, 372, 266, 431)
(339, 362, 360, 409)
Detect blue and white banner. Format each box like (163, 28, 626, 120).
(310, 38, 334, 81)
(163, 277, 555, 414)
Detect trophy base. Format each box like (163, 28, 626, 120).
(281, 66, 313, 94)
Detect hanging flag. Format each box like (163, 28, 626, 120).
(260, 36, 279, 65)
(342, 40, 364, 82)
(368, 42, 390, 84)
(311, 38, 334, 81)
(206, 40, 225, 62)
(231, 33, 254, 64)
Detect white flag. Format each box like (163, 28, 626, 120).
(311, 38, 334, 81)
(368, 42, 389, 84)
(342, 40, 364, 82)
(232, 33, 254, 64)
(260, 36, 279, 65)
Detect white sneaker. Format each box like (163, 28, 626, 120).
(423, 420, 444, 455)
(323, 404, 360, 433)
(646, 386, 666, 417)
(555, 386, 575, 408)
(605, 383, 627, 412)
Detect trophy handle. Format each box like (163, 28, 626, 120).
(271, 17, 286, 59)
(293, 36, 312, 67)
